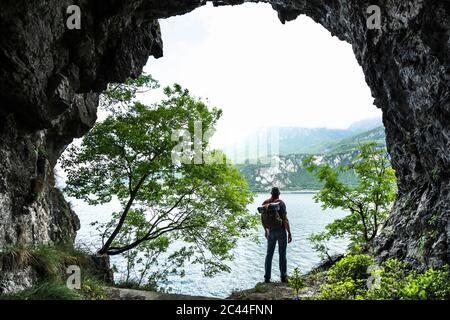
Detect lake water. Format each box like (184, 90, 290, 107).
(72, 193, 348, 298)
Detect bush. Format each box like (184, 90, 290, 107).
(317, 255, 450, 300)
(367, 261, 450, 300)
(401, 268, 450, 300)
(319, 279, 367, 300)
(365, 258, 410, 300)
(318, 254, 374, 300)
(326, 255, 374, 283)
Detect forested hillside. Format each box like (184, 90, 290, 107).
(237, 126, 386, 191)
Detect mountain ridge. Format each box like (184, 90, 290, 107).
(236, 124, 387, 192)
(223, 117, 383, 157)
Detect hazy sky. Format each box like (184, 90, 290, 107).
(142, 3, 381, 147)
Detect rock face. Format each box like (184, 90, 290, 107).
(0, 0, 164, 292)
(0, 0, 449, 290)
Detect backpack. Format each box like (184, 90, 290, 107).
(260, 200, 283, 230)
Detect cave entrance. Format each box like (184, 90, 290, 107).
(64, 2, 387, 298)
(103, 3, 384, 297)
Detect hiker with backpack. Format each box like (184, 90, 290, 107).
(258, 187, 292, 283)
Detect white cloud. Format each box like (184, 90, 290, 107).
(143, 3, 381, 147)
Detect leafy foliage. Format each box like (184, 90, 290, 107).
(319, 279, 368, 300)
(367, 260, 450, 300)
(304, 143, 397, 252)
(288, 267, 304, 300)
(62, 74, 257, 285)
(100, 74, 160, 111)
(307, 232, 334, 262)
(326, 254, 374, 283)
(318, 254, 374, 300)
(316, 254, 450, 300)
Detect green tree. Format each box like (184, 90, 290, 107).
(62, 75, 257, 280)
(93, 210, 183, 291)
(303, 143, 397, 251)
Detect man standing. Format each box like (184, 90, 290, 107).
(261, 187, 292, 283)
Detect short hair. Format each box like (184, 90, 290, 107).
(271, 187, 280, 196)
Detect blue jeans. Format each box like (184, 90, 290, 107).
(264, 227, 287, 280)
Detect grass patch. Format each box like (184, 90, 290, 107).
(2, 281, 82, 300)
(0, 244, 108, 300)
(253, 282, 270, 294)
(114, 280, 158, 292)
(0, 244, 36, 271)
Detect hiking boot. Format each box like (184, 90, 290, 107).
(264, 278, 271, 284)
(281, 276, 289, 283)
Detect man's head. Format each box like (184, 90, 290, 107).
(271, 187, 280, 197)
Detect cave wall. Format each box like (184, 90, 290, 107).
(0, 0, 165, 292)
(281, 0, 449, 268)
(0, 0, 449, 291)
